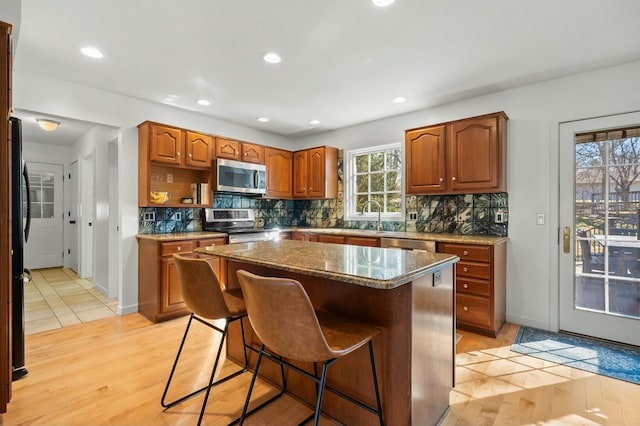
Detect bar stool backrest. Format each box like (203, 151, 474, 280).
(236, 270, 335, 362)
(173, 254, 234, 319)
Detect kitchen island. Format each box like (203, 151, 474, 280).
(195, 239, 459, 425)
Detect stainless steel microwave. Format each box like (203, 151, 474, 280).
(215, 158, 267, 195)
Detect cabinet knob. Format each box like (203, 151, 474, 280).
(439, 177, 443, 182)
(188, 153, 192, 158)
(177, 152, 181, 156)
(463, 250, 468, 256)
(177, 246, 182, 251)
(463, 283, 468, 289)
(463, 267, 468, 272)
(463, 306, 469, 311)
(452, 176, 456, 181)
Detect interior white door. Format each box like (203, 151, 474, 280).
(79, 153, 95, 279)
(23, 162, 63, 269)
(559, 111, 640, 346)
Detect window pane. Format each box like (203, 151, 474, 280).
(370, 153, 384, 172)
(386, 171, 400, 191)
(386, 149, 401, 170)
(371, 173, 384, 192)
(356, 175, 369, 193)
(357, 194, 369, 209)
(387, 193, 402, 212)
(609, 137, 640, 167)
(576, 141, 605, 167)
(42, 203, 54, 218)
(371, 193, 384, 206)
(356, 155, 369, 173)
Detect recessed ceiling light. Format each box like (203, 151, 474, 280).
(263, 52, 282, 64)
(393, 96, 407, 103)
(257, 117, 270, 123)
(80, 46, 104, 59)
(372, 0, 396, 7)
(309, 120, 321, 125)
(196, 99, 211, 106)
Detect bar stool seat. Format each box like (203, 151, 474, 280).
(236, 269, 384, 426)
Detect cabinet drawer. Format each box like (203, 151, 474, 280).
(159, 241, 194, 256)
(457, 277, 491, 297)
(457, 294, 491, 327)
(457, 261, 491, 280)
(196, 238, 226, 249)
(440, 243, 491, 262)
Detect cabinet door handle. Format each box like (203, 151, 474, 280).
(463, 306, 469, 311)
(188, 153, 192, 158)
(452, 176, 456, 181)
(177, 246, 181, 251)
(463, 250, 468, 256)
(463, 267, 468, 272)
(439, 177, 443, 182)
(463, 283, 468, 289)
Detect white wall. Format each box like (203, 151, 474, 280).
(71, 126, 119, 294)
(295, 60, 640, 330)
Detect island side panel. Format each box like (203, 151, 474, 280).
(225, 260, 412, 426)
(412, 265, 455, 425)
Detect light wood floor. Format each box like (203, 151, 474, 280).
(3, 315, 640, 425)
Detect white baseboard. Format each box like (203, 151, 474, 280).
(506, 313, 555, 332)
(116, 304, 138, 315)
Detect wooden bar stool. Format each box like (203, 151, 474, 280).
(236, 270, 384, 426)
(161, 254, 251, 425)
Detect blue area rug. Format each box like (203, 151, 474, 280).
(511, 326, 640, 385)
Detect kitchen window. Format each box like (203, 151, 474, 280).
(344, 143, 403, 221)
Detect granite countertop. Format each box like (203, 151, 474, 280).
(136, 228, 507, 245)
(194, 239, 459, 289)
(136, 231, 227, 241)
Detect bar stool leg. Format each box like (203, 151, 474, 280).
(368, 341, 384, 426)
(312, 362, 330, 426)
(239, 344, 265, 425)
(161, 314, 196, 408)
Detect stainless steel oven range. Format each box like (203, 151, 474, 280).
(202, 208, 281, 244)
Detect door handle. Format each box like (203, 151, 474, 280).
(69, 220, 76, 224)
(563, 226, 571, 253)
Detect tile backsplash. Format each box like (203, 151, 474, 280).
(139, 191, 508, 236)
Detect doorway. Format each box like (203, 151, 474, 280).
(559, 111, 640, 346)
(23, 162, 63, 269)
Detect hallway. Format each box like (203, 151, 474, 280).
(24, 268, 118, 335)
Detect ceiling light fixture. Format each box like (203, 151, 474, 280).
(36, 118, 61, 132)
(257, 117, 270, 123)
(393, 96, 407, 103)
(372, 0, 396, 7)
(263, 52, 282, 64)
(309, 120, 321, 125)
(80, 46, 104, 59)
(196, 99, 211, 106)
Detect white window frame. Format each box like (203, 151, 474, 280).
(344, 143, 404, 222)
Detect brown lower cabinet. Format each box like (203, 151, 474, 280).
(300, 233, 380, 247)
(138, 237, 226, 322)
(438, 241, 507, 337)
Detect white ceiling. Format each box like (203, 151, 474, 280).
(9, 0, 640, 144)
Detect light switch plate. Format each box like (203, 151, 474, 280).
(536, 213, 545, 225)
(167, 173, 173, 183)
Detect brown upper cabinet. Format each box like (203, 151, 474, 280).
(406, 112, 508, 194)
(264, 147, 292, 198)
(138, 122, 213, 207)
(241, 142, 265, 164)
(215, 137, 241, 160)
(293, 146, 338, 199)
(185, 131, 214, 168)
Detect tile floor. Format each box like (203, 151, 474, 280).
(24, 268, 118, 335)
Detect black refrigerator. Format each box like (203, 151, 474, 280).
(10, 116, 30, 381)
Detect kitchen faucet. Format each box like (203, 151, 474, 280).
(361, 200, 383, 231)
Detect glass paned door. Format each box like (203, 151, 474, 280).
(559, 113, 640, 347)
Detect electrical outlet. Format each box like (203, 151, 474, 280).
(495, 210, 504, 223)
(174, 212, 182, 221)
(167, 173, 173, 183)
(408, 211, 418, 220)
(144, 212, 155, 222)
